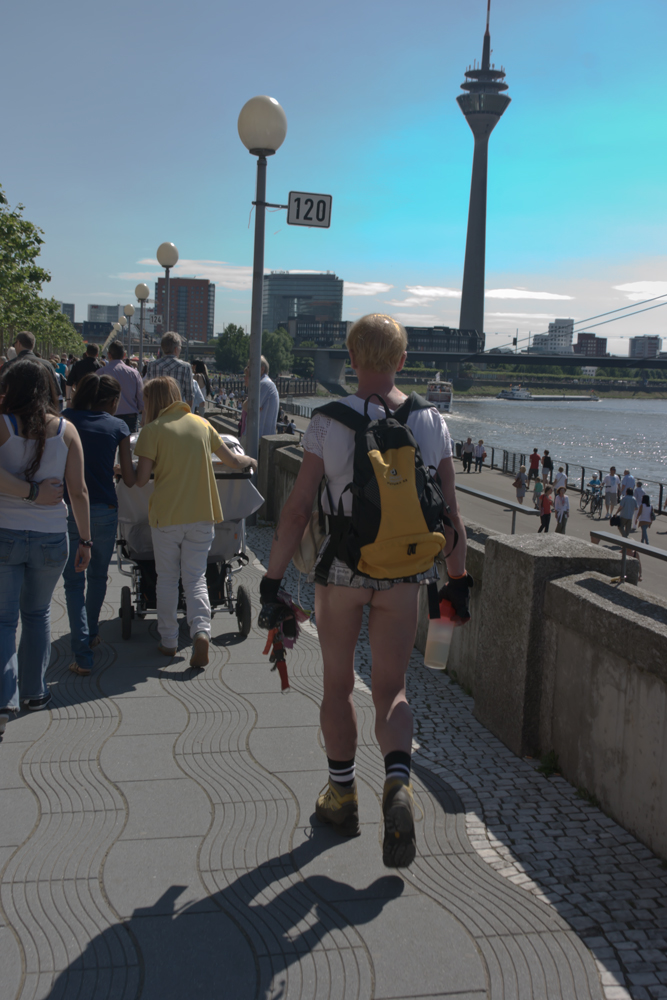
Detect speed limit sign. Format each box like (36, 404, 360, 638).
(287, 191, 332, 228)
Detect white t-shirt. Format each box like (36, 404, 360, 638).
(302, 395, 453, 515)
(553, 471, 567, 491)
(633, 486, 644, 509)
(603, 474, 620, 493)
(638, 503, 653, 524)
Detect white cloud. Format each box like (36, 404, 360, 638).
(343, 281, 394, 296)
(486, 311, 564, 320)
(485, 288, 574, 300)
(120, 259, 254, 290)
(613, 281, 667, 301)
(391, 313, 443, 324)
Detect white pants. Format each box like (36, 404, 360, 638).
(151, 522, 215, 647)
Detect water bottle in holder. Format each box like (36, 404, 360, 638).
(424, 583, 457, 670)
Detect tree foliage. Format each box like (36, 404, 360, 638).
(262, 327, 293, 378)
(214, 323, 249, 372)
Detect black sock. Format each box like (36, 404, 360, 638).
(384, 750, 411, 783)
(328, 757, 356, 787)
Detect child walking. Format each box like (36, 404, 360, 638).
(133, 377, 257, 666)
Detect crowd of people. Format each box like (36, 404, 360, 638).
(0, 331, 256, 739)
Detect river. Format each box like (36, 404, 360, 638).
(286, 395, 667, 486)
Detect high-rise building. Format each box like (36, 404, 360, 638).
(405, 326, 484, 354)
(573, 332, 607, 356)
(532, 319, 575, 354)
(457, 0, 511, 338)
(629, 336, 663, 359)
(262, 272, 343, 334)
(287, 317, 352, 347)
(88, 304, 121, 324)
(82, 321, 117, 344)
(155, 278, 215, 342)
(59, 302, 75, 324)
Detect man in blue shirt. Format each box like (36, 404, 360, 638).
(258, 355, 280, 440)
(615, 488, 637, 538)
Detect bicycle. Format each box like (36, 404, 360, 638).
(589, 492, 603, 519)
(579, 489, 591, 511)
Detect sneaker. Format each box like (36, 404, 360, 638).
(69, 662, 92, 677)
(157, 644, 177, 657)
(189, 632, 209, 668)
(22, 693, 52, 712)
(382, 778, 416, 868)
(315, 778, 361, 837)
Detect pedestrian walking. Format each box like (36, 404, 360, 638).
(541, 449, 553, 484)
(532, 477, 543, 509)
(621, 469, 636, 493)
(0, 360, 91, 731)
(62, 373, 136, 675)
(144, 332, 193, 405)
(2, 331, 60, 400)
(528, 448, 540, 482)
(538, 486, 553, 532)
(554, 487, 570, 534)
(637, 494, 653, 545)
(461, 437, 474, 473)
(259, 357, 280, 440)
(633, 480, 644, 528)
(473, 439, 485, 472)
(259, 314, 468, 868)
(193, 360, 212, 401)
(553, 466, 567, 492)
(603, 466, 621, 518)
(99, 341, 144, 433)
(513, 465, 528, 504)
(614, 488, 637, 538)
(66, 343, 102, 399)
(132, 377, 256, 667)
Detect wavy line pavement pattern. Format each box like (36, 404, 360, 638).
(0, 531, 663, 999)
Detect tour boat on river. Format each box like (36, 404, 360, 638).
(497, 385, 533, 400)
(426, 380, 454, 413)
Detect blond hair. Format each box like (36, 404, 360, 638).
(143, 376, 181, 424)
(346, 314, 407, 374)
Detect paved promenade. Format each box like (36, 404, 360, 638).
(1, 529, 666, 1000)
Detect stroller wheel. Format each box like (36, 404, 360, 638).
(120, 586, 132, 640)
(236, 585, 252, 637)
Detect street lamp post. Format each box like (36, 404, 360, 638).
(118, 315, 127, 355)
(124, 304, 135, 356)
(156, 242, 179, 347)
(135, 283, 150, 370)
(237, 95, 287, 462)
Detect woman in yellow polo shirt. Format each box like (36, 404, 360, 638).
(133, 377, 257, 667)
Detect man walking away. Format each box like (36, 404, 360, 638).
(621, 469, 635, 494)
(633, 481, 645, 529)
(553, 466, 567, 492)
(66, 344, 102, 400)
(1, 331, 59, 398)
(461, 437, 474, 473)
(603, 466, 620, 519)
(541, 449, 553, 484)
(528, 448, 540, 481)
(144, 332, 193, 405)
(100, 341, 144, 433)
(258, 356, 280, 440)
(614, 488, 637, 538)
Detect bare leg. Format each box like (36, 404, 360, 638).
(367, 583, 419, 756)
(314, 583, 370, 760)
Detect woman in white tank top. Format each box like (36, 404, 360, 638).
(0, 358, 91, 730)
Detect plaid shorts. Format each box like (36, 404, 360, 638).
(307, 547, 438, 591)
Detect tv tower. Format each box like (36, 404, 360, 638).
(457, 0, 511, 339)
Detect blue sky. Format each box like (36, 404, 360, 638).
(3, 0, 666, 353)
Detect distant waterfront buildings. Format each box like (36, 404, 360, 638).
(629, 335, 663, 359)
(262, 272, 343, 333)
(59, 303, 75, 324)
(155, 277, 215, 342)
(573, 332, 608, 357)
(287, 317, 351, 346)
(82, 321, 116, 344)
(405, 326, 484, 354)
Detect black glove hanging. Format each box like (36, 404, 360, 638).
(438, 573, 474, 624)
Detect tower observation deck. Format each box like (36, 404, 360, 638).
(457, 0, 511, 340)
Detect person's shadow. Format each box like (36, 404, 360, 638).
(46, 830, 405, 999)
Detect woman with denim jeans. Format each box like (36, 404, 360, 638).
(62, 373, 136, 675)
(0, 359, 91, 735)
(638, 494, 653, 546)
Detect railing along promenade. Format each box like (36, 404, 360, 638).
(589, 529, 667, 581)
(454, 482, 539, 534)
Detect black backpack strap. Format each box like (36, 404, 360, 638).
(312, 402, 367, 434)
(392, 392, 433, 425)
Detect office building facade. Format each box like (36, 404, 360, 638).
(404, 326, 484, 354)
(155, 278, 215, 342)
(82, 321, 116, 344)
(287, 317, 351, 347)
(87, 304, 121, 324)
(573, 332, 607, 356)
(532, 319, 574, 354)
(262, 272, 343, 333)
(629, 336, 663, 359)
(59, 303, 75, 324)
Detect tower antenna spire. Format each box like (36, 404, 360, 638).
(486, 0, 491, 33)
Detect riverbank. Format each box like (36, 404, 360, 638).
(453, 385, 667, 400)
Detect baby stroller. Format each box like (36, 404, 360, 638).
(115, 433, 263, 640)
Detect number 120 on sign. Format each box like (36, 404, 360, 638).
(287, 192, 332, 228)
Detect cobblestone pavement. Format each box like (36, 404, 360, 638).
(0, 526, 663, 1000)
